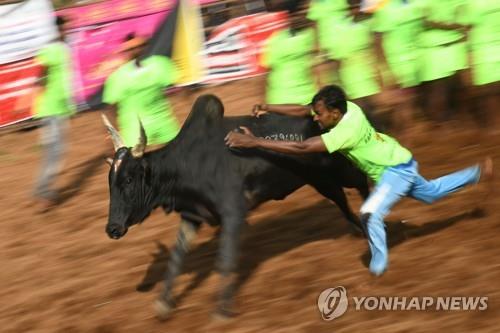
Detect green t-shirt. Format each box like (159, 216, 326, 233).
(467, 0, 500, 85)
(373, 0, 424, 58)
(320, 102, 412, 182)
(261, 28, 317, 105)
(103, 55, 180, 147)
(418, 0, 468, 47)
(468, 0, 500, 47)
(372, 0, 424, 87)
(307, 0, 347, 49)
(34, 42, 74, 118)
(325, 17, 380, 99)
(307, 0, 346, 21)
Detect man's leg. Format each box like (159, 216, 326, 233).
(34, 117, 65, 201)
(360, 166, 415, 276)
(408, 164, 481, 204)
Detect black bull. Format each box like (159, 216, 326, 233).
(103, 94, 369, 319)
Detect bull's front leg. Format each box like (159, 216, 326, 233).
(155, 218, 201, 320)
(214, 206, 246, 319)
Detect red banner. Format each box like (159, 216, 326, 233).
(203, 11, 288, 83)
(0, 59, 41, 127)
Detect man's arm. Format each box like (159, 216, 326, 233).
(253, 103, 312, 118)
(225, 127, 328, 154)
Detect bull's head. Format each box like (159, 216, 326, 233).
(102, 114, 153, 239)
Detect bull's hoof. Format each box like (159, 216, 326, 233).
(154, 297, 176, 321)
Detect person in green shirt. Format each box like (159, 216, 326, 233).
(307, 0, 347, 88)
(466, 0, 500, 135)
(324, 0, 384, 131)
(33, 15, 75, 210)
(261, 0, 318, 105)
(307, 0, 348, 51)
(418, 0, 470, 123)
(225, 85, 493, 276)
(372, 0, 424, 140)
(102, 37, 180, 148)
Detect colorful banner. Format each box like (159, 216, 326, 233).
(0, 0, 280, 127)
(0, 0, 55, 127)
(0, 0, 57, 65)
(203, 11, 288, 83)
(57, 0, 177, 29)
(0, 59, 41, 127)
(171, 0, 205, 85)
(86, 0, 207, 108)
(68, 12, 169, 103)
(57, 0, 180, 105)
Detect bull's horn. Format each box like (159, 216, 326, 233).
(105, 157, 113, 166)
(131, 120, 147, 158)
(101, 113, 125, 151)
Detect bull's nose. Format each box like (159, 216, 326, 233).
(106, 224, 126, 239)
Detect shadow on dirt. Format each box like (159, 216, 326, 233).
(136, 201, 479, 307)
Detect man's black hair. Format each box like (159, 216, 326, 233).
(311, 85, 348, 114)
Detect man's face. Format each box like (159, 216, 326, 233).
(312, 100, 343, 130)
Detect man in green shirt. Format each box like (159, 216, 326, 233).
(324, 0, 384, 131)
(307, 0, 347, 51)
(372, 0, 424, 140)
(33, 15, 75, 210)
(261, 0, 317, 105)
(225, 85, 493, 276)
(466, 0, 500, 135)
(418, 0, 470, 123)
(102, 37, 180, 147)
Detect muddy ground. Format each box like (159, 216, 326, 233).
(1, 76, 499, 332)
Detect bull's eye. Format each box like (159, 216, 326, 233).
(125, 177, 132, 185)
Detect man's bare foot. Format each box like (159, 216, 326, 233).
(476, 157, 494, 211)
(480, 157, 494, 183)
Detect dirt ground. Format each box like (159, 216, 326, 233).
(1, 77, 499, 333)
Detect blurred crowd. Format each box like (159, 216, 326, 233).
(31, 0, 499, 210)
(261, 0, 499, 142)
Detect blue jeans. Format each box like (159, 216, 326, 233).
(360, 158, 481, 275)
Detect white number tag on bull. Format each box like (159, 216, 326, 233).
(264, 133, 304, 141)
